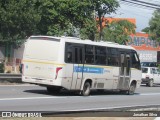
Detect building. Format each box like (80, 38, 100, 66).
(101, 17, 160, 63)
(101, 17, 136, 26)
(128, 32, 160, 62)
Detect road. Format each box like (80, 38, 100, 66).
(0, 84, 160, 113)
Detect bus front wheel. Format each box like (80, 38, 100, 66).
(128, 83, 136, 95)
(81, 82, 91, 96)
(148, 79, 153, 87)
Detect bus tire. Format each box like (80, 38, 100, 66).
(81, 82, 91, 96)
(128, 83, 136, 95)
(148, 79, 153, 87)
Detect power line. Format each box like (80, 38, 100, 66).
(120, 0, 160, 9)
(120, 1, 156, 11)
(149, 0, 160, 4)
(130, 0, 160, 7)
(119, 8, 152, 18)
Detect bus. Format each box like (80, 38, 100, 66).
(22, 36, 142, 96)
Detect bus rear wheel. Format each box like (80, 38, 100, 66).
(81, 82, 91, 96)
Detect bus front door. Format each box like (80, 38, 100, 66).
(71, 46, 84, 90)
(118, 53, 131, 90)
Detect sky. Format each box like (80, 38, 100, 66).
(109, 0, 157, 32)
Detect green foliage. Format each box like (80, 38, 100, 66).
(80, 20, 97, 40)
(93, 0, 119, 16)
(0, 0, 41, 46)
(93, 0, 119, 40)
(148, 10, 160, 42)
(0, 0, 120, 44)
(142, 27, 150, 33)
(102, 20, 136, 44)
(37, 0, 96, 40)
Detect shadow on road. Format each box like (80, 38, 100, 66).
(23, 89, 140, 96)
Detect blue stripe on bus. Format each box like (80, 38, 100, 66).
(74, 66, 104, 74)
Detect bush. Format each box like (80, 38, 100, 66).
(0, 62, 4, 73)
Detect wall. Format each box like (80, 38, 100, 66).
(14, 44, 25, 60)
(137, 50, 157, 62)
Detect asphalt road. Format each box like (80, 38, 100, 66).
(0, 84, 160, 113)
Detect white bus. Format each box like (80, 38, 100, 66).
(22, 36, 142, 96)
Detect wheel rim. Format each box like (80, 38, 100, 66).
(83, 82, 90, 96)
(84, 84, 89, 93)
(150, 80, 153, 86)
(129, 85, 135, 95)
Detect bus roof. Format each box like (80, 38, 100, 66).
(29, 35, 135, 50)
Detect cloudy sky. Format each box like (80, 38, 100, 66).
(109, 0, 157, 32)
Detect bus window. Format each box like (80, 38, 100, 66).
(67, 52, 72, 63)
(131, 51, 141, 70)
(79, 48, 83, 64)
(120, 54, 125, 75)
(85, 45, 94, 64)
(65, 43, 73, 63)
(95, 46, 106, 55)
(126, 54, 131, 76)
(73, 46, 84, 64)
(107, 48, 119, 66)
(95, 46, 106, 65)
(74, 48, 78, 63)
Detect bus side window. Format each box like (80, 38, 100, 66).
(65, 43, 73, 63)
(131, 51, 141, 70)
(107, 48, 119, 66)
(85, 45, 94, 64)
(67, 52, 72, 63)
(95, 46, 106, 65)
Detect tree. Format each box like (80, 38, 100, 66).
(148, 9, 160, 42)
(93, 0, 119, 40)
(102, 20, 136, 44)
(37, 0, 97, 40)
(0, 0, 41, 61)
(142, 27, 150, 33)
(37, 0, 119, 41)
(0, 0, 41, 46)
(0, 0, 120, 45)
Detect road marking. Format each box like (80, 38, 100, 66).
(1, 92, 160, 101)
(0, 96, 66, 101)
(139, 93, 160, 96)
(0, 84, 36, 86)
(154, 118, 160, 120)
(57, 104, 160, 112)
